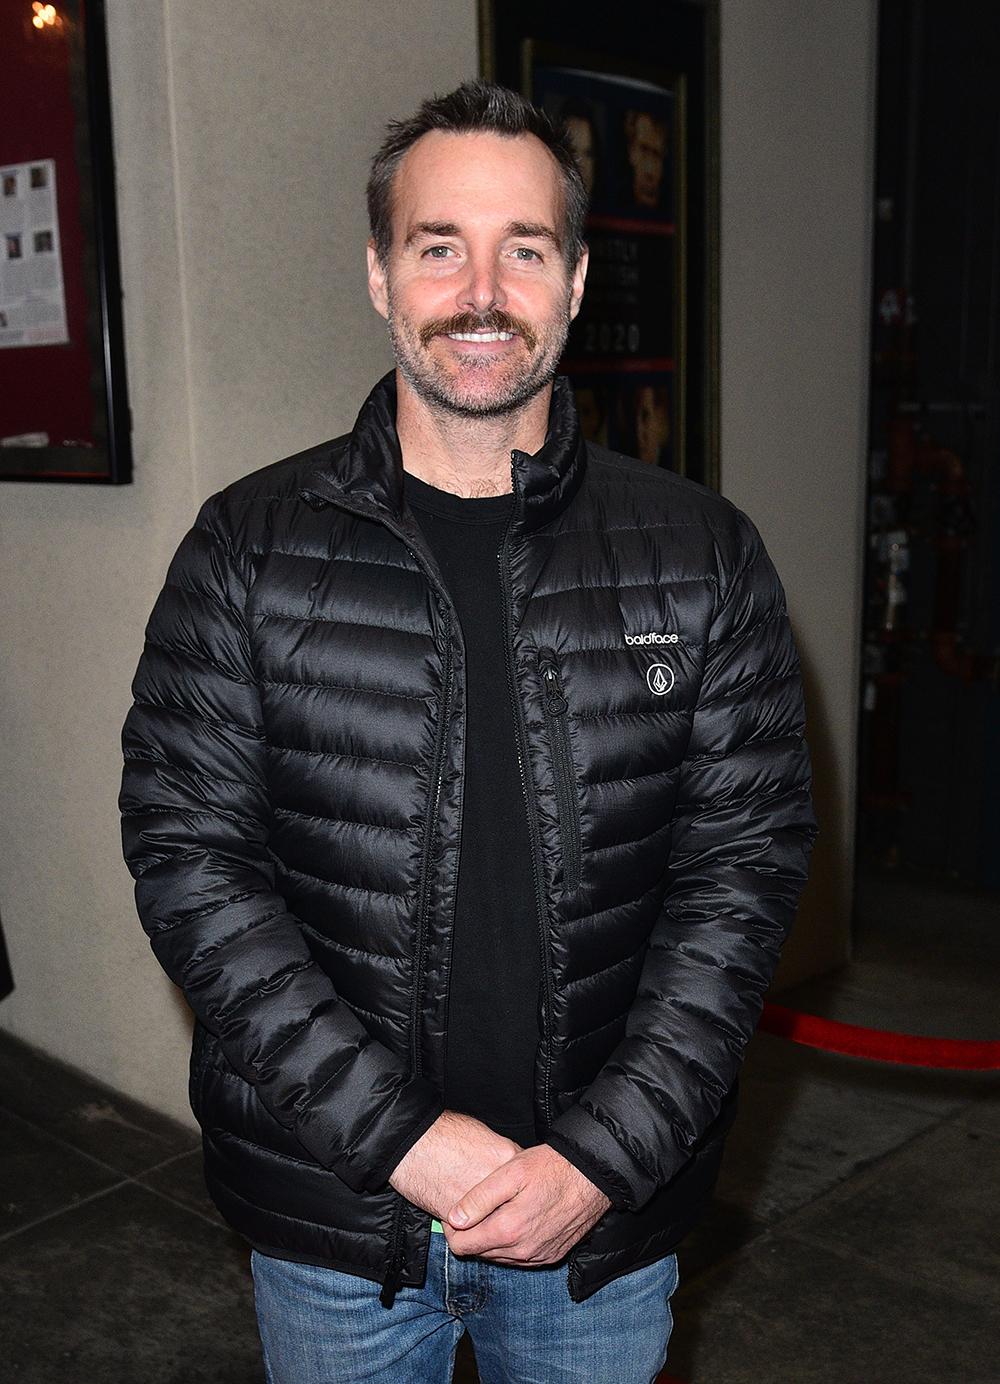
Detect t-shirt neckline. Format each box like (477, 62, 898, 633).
(403, 471, 513, 525)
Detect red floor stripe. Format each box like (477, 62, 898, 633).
(649, 1012, 997, 1384)
(758, 1001, 1000, 1069)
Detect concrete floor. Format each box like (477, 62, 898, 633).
(1, 871, 997, 1383)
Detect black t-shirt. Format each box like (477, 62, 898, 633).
(404, 472, 541, 1149)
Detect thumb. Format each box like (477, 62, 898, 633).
(447, 1163, 519, 1230)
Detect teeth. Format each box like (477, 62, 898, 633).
(445, 331, 514, 342)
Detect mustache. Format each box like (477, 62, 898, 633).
(419, 310, 538, 351)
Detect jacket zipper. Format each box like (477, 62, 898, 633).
(537, 648, 582, 893)
(408, 623, 453, 1082)
(384, 531, 454, 1310)
(305, 493, 455, 1311)
(499, 494, 555, 1130)
(379, 1226, 407, 1309)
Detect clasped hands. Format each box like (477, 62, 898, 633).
(389, 1110, 611, 1266)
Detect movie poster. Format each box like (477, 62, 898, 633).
(530, 61, 685, 473)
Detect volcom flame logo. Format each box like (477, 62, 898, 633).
(646, 663, 675, 695)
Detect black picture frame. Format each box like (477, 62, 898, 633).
(1, 0, 132, 484)
(480, 0, 719, 490)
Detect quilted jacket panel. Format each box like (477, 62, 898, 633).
(121, 373, 816, 1298)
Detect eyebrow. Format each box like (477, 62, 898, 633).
(404, 221, 460, 247)
(504, 221, 562, 250)
(403, 220, 563, 251)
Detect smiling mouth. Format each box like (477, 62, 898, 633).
(419, 311, 538, 351)
(446, 330, 516, 342)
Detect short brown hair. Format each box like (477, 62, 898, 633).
(367, 79, 588, 266)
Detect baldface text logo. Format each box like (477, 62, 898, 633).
(624, 632, 679, 646)
(646, 663, 675, 695)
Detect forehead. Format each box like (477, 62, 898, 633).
(390, 130, 564, 236)
(634, 115, 666, 149)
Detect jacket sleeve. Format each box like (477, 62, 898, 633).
(120, 496, 442, 1192)
(548, 511, 817, 1210)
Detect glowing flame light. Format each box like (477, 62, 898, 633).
(32, 2, 58, 27)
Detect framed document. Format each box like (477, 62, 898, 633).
(482, 1, 718, 489)
(1, 0, 131, 484)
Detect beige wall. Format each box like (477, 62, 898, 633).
(719, 0, 877, 987)
(0, 0, 876, 1118)
(0, 0, 478, 1123)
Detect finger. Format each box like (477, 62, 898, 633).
(448, 1226, 560, 1266)
(445, 1194, 587, 1263)
(444, 1197, 548, 1260)
(479, 1246, 560, 1267)
(447, 1162, 520, 1230)
(444, 1219, 523, 1260)
(444, 1195, 522, 1250)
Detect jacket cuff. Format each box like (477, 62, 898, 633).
(361, 1098, 444, 1194)
(294, 1076, 443, 1194)
(545, 1133, 631, 1211)
(547, 1104, 658, 1211)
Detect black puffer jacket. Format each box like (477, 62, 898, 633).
(121, 373, 815, 1302)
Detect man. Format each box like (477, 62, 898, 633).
(633, 384, 671, 467)
(121, 80, 816, 1383)
(623, 109, 668, 211)
(560, 97, 599, 197)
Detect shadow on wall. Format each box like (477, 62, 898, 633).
(771, 638, 854, 992)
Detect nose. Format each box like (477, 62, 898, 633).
(458, 248, 506, 316)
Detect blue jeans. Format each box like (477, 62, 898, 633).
(252, 1238, 677, 1384)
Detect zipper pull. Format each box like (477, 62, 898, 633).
(539, 650, 568, 716)
(298, 489, 330, 511)
(379, 1252, 405, 1309)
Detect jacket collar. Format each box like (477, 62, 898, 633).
(306, 371, 587, 536)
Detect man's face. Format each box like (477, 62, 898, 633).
(368, 131, 588, 418)
(626, 113, 667, 210)
(635, 386, 669, 465)
(565, 116, 595, 196)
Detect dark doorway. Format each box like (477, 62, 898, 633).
(859, 0, 1000, 897)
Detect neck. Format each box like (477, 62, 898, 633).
(395, 370, 552, 498)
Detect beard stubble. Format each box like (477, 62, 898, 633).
(386, 296, 572, 419)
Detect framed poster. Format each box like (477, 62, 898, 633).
(0, 0, 131, 484)
(482, 0, 718, 489)
(526, 47, 686, 472)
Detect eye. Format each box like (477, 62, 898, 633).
(512, 246, 540, 261)
(424, 244, 454, 259)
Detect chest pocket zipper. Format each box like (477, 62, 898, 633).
(538, 648, 582, 893)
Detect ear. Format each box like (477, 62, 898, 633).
(568, 244, 589, 324)
(367, 241, 389, 320)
